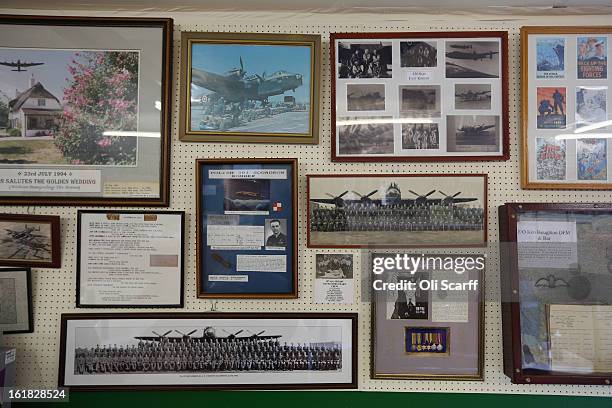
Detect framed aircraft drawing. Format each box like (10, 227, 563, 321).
(521, 26, 612, 190)
(0, 213, 61, 268)
(0, 15, 173, 206)
(58, 312, 358, 390)
(179, 32, 321, 144)
(307, 173, 487, 248)
(196, 158, 298, 298)
(330, 31, 509, 162)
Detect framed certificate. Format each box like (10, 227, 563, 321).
(59, 312, 357, 390)
(330, 31, 509, 162)
(521, 27, 612, 189)
(500, 203, 612, 384)
(0, 267, 33, 334)
(371, 253, 484, 380)
(76, 211, 184, 308)
(196, 159, 297, 298)
(0, 15, 172, 205)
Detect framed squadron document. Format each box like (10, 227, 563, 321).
(59, 312, 357, 390)
(500, 203, 612, 384)
(372, 253, 484, 380)
(522, 27, 612, 189)
(330, 31, 509, 162)
(0, 15, 172, 205)
(179, 32, 320, 144)
(196, 159, 297, 298)
(307, 173, 487, 248)
(76, 211, 185, 308)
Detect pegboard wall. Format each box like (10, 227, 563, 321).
(1, 7, 612, 398)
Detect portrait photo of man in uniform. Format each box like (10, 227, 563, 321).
(265, 219, 287, 249)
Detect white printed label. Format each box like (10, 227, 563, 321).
(208, 275, 249, 282)
(407, 70, 433, 81)
(0, 169, 101, 193)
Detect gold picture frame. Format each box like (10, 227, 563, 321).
(179, 32, 320, 144)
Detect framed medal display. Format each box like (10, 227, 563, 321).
(521, 26, 612, 190)
(500, 203, 612, 384)
(196, 158, 298, 298)
(371, 252, 484, 380)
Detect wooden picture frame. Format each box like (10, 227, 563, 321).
(371, 253, 485, 380)
(0, 15, 172, 206)
(179, 32, 320, 144)
(0, 267, 33, 334)
(196, 158, 298, 298)
(0, 213, 60, 268)
(521, 26, 612, 190)
(330, 31, 509, 162)
(76, 210, 185, 308)
(58, 312, 358, 390)
(307, 173, 488, 248)
(500, 202, 612, 384)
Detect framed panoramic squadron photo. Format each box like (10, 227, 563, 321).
(180, 32, 320, 144)
(372, 253, 484, 380)
(196, 159, 298, 298)
(59, 312, 357, 390)
(0, 267, 33, 334)
(0, 15, 172, 205)
(307, 174, 487, 248)
(76, 211, 185, 308)
(330, 32, 509, 162)
(522, 27, 612, 189)
(0, 213, 60, 268)
(500, 203, 612, 384)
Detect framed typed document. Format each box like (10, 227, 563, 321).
(330, 31, 509, 162)
(500, 203, 612, 384)
(196, 159, 297, 298)
(522, 27, 612, 189)
(0, 15, 172, 205)
(0, 268, 33, 334)
(307, 173, 487, 248)
(59, 312, 357, 390)
(179, 32, 320, 144)
(77, 211, 184, 308)
(372, 253, 484, 380)
(0, 213, 61, 268)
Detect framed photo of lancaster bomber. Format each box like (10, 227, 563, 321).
(499, 203, 612, 385)
(0, 15, 172, 206)
(196, 158, 298, 298)
(58, 312, 357, 390)
(179, 32, 321, 144)
(0, 213, 60, 268)
(330, 31, 509, 162)
(372, 253, 484, 380)
(307, 174, 487, 248)
(521, 27, 612, 189)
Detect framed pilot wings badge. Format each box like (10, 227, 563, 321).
(179, 32, 320, 144)
(330, 31, 509, 162)
(521, 27, 612, 189)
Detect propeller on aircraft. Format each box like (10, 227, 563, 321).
(325, 191, 349, 207)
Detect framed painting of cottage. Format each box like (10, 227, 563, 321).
(521, 27, 612, 190)
(59, 312, 357, 390)
(330, 31, 509, 162)
(0, 213, 61, 268)
(0, 15, 172, 206)
(179, 32, 320, 144)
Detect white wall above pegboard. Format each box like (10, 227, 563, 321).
(1, 8, 612, 397)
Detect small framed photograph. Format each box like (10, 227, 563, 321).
(0, 268, 33, 334)
(179, 32, 320, 144)
(0, 214, 60, 268)
(196, 159, 297, 298)
(0, 15, 173, 205)
(331, 31, 509, 162)
(76, 211, 185, 308)
(59, 312, 357, 390)
(372, 253, 484, 380)
(307, 173, 487, 248)
(521, 26, 612, 189)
